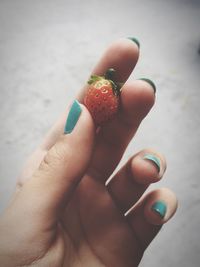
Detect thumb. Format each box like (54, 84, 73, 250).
(18, 100, 95, 224)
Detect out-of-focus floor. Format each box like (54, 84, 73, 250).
(0, 0, 200, 266)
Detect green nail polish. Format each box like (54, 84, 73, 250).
(143, 154, 161, 172)
(151, 201, 167, 218)
(139, 78, 156, 93)
(64, 100, 82, 134)
(127, 37, 140, 48)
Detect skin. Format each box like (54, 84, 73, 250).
(0, 39, 178, 267)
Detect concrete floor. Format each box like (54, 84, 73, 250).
(0, 0, 200, 266)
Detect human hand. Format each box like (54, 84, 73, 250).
(0, 38, 177, 267)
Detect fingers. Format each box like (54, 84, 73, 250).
(128, 188, 178, 249)
(17, 101, 95, 225)
(42, 38, 139, 152)
(107, 149, 166, 213)
(106, 148, 177, 250)
(17, 38, 140, 186)
(88, 80, 155, 182)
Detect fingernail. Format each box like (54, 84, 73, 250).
(143, 154, 161, 173)
(127, 37, 140, 49)
(139, 78, 156, 93)
(151, 201, 167, 218)
(64, 100, 82, 134)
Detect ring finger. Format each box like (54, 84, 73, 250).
(106, 149, 166, 213)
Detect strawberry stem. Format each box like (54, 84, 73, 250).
(105, 68, 122, 96)
(105, 68, 116, 81)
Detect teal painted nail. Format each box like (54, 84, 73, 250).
(127, 37, 140, 48)
(64, 100, 82, 134)
(151, 201, 167, 218)
(143, 154, 161, 172)
(139, 78, 156, 93)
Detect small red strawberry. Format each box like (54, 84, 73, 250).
(84, 68, 122, 126)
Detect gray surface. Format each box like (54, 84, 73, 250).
(0, 0, 200, 266)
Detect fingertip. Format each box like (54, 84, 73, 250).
(130, 150, 166, 184)
(120, 80, 156, 126)
(64, 101, 95, 142)
(131, 156, 160, 185)
(127, 37, 140, 49)
(109, 38, 140, 63)
(142, 149, 167, 179)
(144, 188, 178, 226)
(92, 38, 140, 82)
(138, 78, 156, 94)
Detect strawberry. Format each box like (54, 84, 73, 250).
(84, 68, 122, 126)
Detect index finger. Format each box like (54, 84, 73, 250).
(77, 38, 140, 101)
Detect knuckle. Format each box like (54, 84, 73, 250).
(39, 139, 70, 172)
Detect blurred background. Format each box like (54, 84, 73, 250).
(0, 0, 200, 266)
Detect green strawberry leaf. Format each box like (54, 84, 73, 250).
(87, 75, 102, 85)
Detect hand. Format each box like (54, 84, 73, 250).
(0, 38, 177, 267)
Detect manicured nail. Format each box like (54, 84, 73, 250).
(151, 201, 167, 218)
(143, 154, 161, 173)
(127, 37, 140, 49)
(64, 100, 82, 134)
(139, 78, 156, 93)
